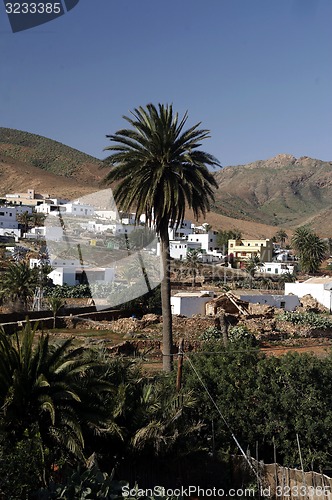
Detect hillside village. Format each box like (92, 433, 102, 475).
(2, 139, 332, 497)
(1, 186, 331, 327)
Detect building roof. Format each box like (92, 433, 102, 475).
(173, 291, 214, 298)
(299, 277, 332, 285)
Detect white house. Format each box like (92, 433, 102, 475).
(0, 207, 20, 230)
(188, 230, 220, 254)
(35, 202, 65, 215)
(171, 291, 215, 317)
(168, 220, 193, 240)
(285, 277, 332, 311)
(233, 290, 300, 311)
(157, 240, 202, 260)
(48, 266, 115, 286)
(24, 226, 63, 241)
(276, 251, 294, 262)
(30, 258, 81, 269)
(61, 202, 94, 217)
(0, 228, 20, 240)
(258, 262, 297, 275)
(94, 210, 119, 220)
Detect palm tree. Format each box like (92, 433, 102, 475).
(0, 261, 39, 311)
(292, 226, 327, 274)
(103, 104, 220, 371)
(274, 229, 288, 248)
(0, 322, 115, 473)
(186, 249, 201, 286)
(245, 255, 263, 287)
(132, 381, 202, 456)
(47, 296, 64, 328)
(16, 210, 30, 235)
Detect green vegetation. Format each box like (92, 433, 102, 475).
(292, 226, 327, 273)
(0, 261, 39, 310)
(2, 319, 332, 495)
(184, 342, 332, 470)
(274, 229, 288, 247)
(103, 103, 220, 371)
(278, 311, 332, 329)
(216, 229, 242, 254)
(185, 249, 201, 286)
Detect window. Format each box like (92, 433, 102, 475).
(280, 301, 286, 309)
(275, 269, 278, 274)
(267, 268, 271, 272)
(248, 243, 251, 246)
(9, 213, 12, 216)
(0, 212, 4, 216)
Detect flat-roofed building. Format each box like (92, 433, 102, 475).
(228, 239, 273, 267)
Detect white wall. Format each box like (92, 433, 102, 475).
(238, 293, 300, 311)
(0, 228, 20, 239)
(25, 226, 63, 241)
(171, 295, 213, 317)
(48, 268, 77, 286)
(62, 203, 94, 217)
(285, 282, 332, 310)
(258, 262, 297, 275)
(167, 240, 202, 260)
(188, 231, 219, 253)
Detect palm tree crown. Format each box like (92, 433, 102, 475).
(103, 104, 220, 233)
(292, 226, 327, 274)
(103, 104, 220, 371)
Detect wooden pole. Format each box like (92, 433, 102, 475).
(176, 338, 184, 392)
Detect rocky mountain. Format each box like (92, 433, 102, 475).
(1, 128, 331, 236)
(213, 154, 332, 233)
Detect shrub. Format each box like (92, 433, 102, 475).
(278, 311, 332, 329)
(228, 325, 258, 346)
(200, 326, 223, 342)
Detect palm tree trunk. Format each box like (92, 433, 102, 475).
(160, 229, 173, 372)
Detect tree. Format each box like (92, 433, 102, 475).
(103, 104, 220, 371)
(0, 261, 39, 311)
(216, 229, 242, 255)
(274, 229, 288, 248)
(244, 255, 262, 287)
(16, 210, 30, 234)
(0, 322, 115, 477)
(47, 296, 65, 328)
(292, 226, 327, 274)
(186, 249, 201, 286)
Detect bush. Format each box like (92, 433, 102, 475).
(278, 311, 332, 329)
(228, 325, 258, 346)
(200, 326, 223, 342)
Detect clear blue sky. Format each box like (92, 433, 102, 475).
(1, 0, 331, 166)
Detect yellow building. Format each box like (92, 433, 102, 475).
(228, 239, 273, 268)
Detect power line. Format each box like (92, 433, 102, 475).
(184, 352, 261, 483)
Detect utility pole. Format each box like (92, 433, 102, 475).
(176, 338, 184, 392)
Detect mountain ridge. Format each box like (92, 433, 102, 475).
(1, 128, 331, 236)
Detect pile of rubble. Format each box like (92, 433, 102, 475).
(296, 294, 328, 313)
